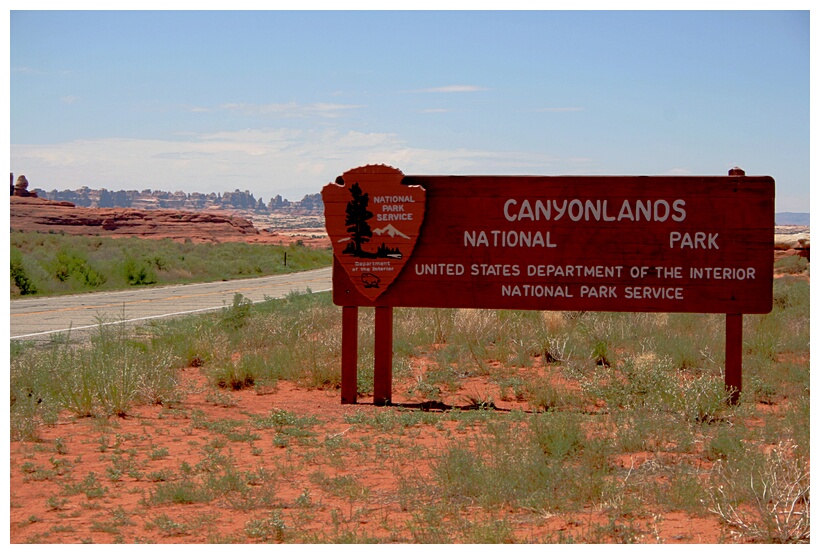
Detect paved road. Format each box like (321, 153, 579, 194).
(10, 267, 332, 341)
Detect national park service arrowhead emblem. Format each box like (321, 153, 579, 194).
(322, 165, 426, 300)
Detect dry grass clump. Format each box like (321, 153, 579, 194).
(708, 443, 809, 543)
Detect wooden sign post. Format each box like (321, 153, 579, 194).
(323, 165, 774, 406)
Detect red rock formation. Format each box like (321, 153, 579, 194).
(11, 175, 38, 198)
(10, 196, 259, 243)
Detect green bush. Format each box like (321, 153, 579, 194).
(52, 249, 107, 287)
(123, 257, 157, 285)
(10, 247, 37, 295)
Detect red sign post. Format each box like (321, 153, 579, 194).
(323, 165, 774, 405)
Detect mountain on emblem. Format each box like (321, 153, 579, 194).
(373, 224, 410, 240)
(322, 165, 426, 300)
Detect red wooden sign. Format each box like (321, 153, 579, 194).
(325, 168, 774, 315)
(323, 166, 774, 405)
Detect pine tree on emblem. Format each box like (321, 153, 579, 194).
(344, 182, 373, 256)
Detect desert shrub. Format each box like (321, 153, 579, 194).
(220, 293, 253, 330)
(433, 445, 489, 501)
(10, 321, 177, 425)
(655, 464, 709, 514)
(122, 257, 158, 285)
(580, 353, 675, 412)
(673, 373, 731, 424)
(174, 291, 343, 390)
(252, 408, 317, 430)
(10, 359, 60, 441)
(245, 511, 287, 542)
(394, 308, 454, 354)
(612, 410, 654, 453)
(147, 314, 225, 370)
(211, 361, 256, 391)
(51, 248, 107, 287)
(654, 313, 724, 371)
(773, 255, 808, 275)
(744, 373, 779, 405)
(748, 277, 809, 358)
(706, 425, 748, 461)
(148, 479, 215, 505)
(530, 411, 588, 460)
(771, 275, 809, 311)
(10, 247, 37, 295)
(432, 416, 610, 512)
(782, 395, 810, 460)
(524, 379, 566, 411)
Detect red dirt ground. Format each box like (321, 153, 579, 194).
(10, 361, 742, 544)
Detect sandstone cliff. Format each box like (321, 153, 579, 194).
(10, 196, 259, 243)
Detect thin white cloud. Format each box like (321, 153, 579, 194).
(60, 96, 80, 104)
(420, 108, 451, 113)
(410, 85, 488, 93)
(666, 168, 692, 175)
(218, 102, 362, 118)
(535, 107, 585, 113)
(12, 66, 42, 74)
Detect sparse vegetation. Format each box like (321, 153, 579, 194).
(9, 274, 809, 544)
(10, 231, 331, 297)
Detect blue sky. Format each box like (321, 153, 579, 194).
(8, 8, 811, 211)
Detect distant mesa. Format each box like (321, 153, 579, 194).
(776, 212, 810, 226)
(23, 182, 323, 215)
(8, 174, 333, 246)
